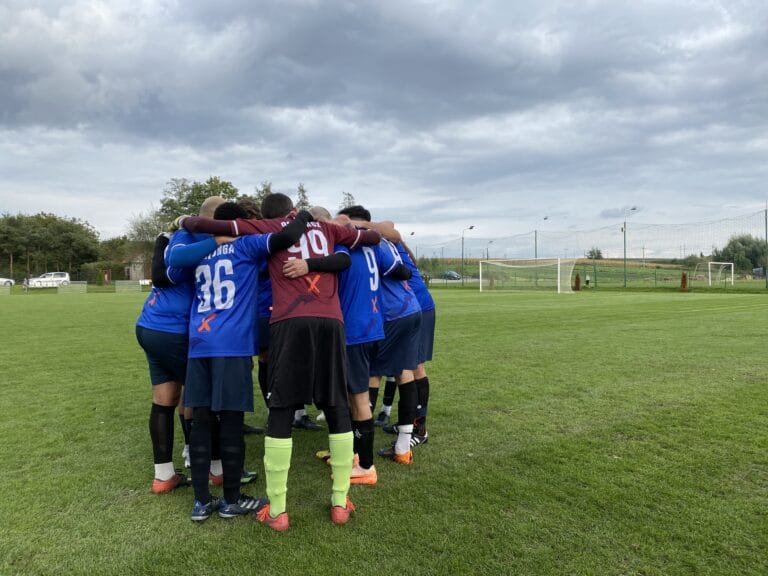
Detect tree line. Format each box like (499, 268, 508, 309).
(0, 177, 357, 282)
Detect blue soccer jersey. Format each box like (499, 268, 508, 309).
(337, 245, 385, 345)
(257, 265, 272, 319)
(377, 239, 421, 321)
(135, 230, 204, 334)
(188, 234, 272, 358)
(396, 242, 435, 312)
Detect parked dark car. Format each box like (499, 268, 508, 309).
(440, 270, 461, 280)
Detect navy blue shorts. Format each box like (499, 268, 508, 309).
(135, 325, 188, 385)
(184, 356, 255, 412)
(346, 341, 378, 395)
(417, 308, 435, 364)
(258, 316, 270, 352)
(268, 317, 347, 408)
(370, 311, 422, 376)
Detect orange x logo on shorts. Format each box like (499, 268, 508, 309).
(371, 296, 378, 313)
(197, 313, 217, 332)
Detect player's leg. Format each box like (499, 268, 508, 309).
(136, 325, 189, 493)
(376, 312, 421, 464)
(412, 307, 435, 444)
(213, 357, 262, 518)
(322, 403, 356, 524)
(374, 376, 397, 427)
(256, 319, 312, 531)
(315, 318, 355, 524)
(347, 342, 377, 485)
(185, 358, 220, 521)
(149, 381, 185, 491)
(257, 405, 293, 530)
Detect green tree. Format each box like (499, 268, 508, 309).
(253, 181, 273, 208)
(295, 183, 311, 211)
(0, 212, 99, 279)
(587, 247, 603, 260)
(127, 207, 166, 242)
(712, 234, 768, 272)
(157, 177, 239, 221)
(339, 191, 356, 210)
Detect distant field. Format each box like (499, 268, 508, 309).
(1, 290, 767, 575)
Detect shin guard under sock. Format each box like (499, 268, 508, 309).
(415, 376, 430, 421)
(352, 419, 374, 470)
(219, 410, 245, 504)
(150, 403, 176, 465)
(264, 436, 292, 516)
(329, 432, 354, 507)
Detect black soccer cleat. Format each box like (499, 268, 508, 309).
(292, 414, 323, 431)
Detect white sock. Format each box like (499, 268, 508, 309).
(210, 459, 223, 476)
(383, 405, 392, 416)
(395, 424, 413, 454)
(154, 462, 175, 481)
(294, 408, 306, 420)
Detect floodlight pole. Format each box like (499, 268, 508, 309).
(623, 206, 637, 288)
(486, 240, 494, 260)
(461, 225, 474, 287)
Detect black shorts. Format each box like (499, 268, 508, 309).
(184, 356, 255, 412)
(370, 311, 422, 376)
(258, 316, 270, 352)
(136, 325, 188, 385)
(268, 317, 347, 408)
(346, 341, 378, 395)
(417, 308, 435, 364)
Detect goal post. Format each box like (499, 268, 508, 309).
(479, 258, 577, 293)
(707, 262, 734, 286)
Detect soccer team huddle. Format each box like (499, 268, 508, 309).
(135, 193, 435, 530)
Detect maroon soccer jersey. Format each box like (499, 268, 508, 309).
(181, 214, 381, 323)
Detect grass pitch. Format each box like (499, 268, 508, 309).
(1, 290, 766, 575)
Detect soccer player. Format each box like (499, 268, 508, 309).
(180, 193, 382, 529)
(136, 196, 226, 493)
(184, 202, 311, 522)
(392, 240, 435, 446)
(287, 207, 411, 484)
(337, 206, 422, 465)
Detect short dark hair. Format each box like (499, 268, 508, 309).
(337, 205, 371, 222)
(237, 198, 261, 219)
(261, 193, 293, 219)
(214, 202, 248, 221)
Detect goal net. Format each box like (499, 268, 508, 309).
(479, 259, 577, 293)
(707, 262, 734, 286)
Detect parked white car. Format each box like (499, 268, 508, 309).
(0, 277, 14, 286)
(25, 272, 70, 288)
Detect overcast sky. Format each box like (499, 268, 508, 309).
(1, 0, 767, 257)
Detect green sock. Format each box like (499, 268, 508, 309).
(328, 431, 354, 507)
(264, 436, 292, 516)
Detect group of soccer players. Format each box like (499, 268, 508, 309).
(135, 192, 435, 531)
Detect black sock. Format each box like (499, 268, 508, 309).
(190, 407, 212, 503)
(219, 410, 245, 504)
(320, 404, 352, 435)
(368, 388, 380, 412)
(185, 417, 193, 442)
(397, 381, 418, 427)
(383, 376, 397, 407)
(178, 412, 190, 445)
(149, 403, 175, 464)
(415, 376, 430, 420)
(353, 419, 374, 469)
(257, 361, 269, 406)
(210, 412, 221, 463)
